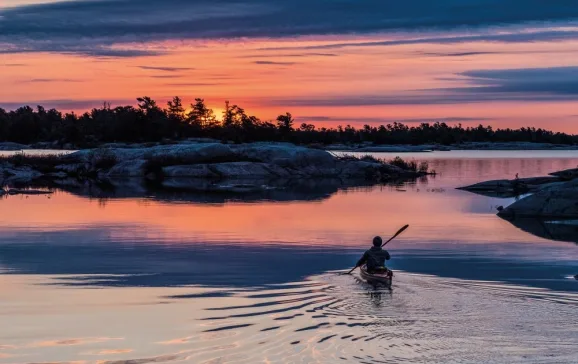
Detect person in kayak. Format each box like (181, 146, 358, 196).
(355, 236, 391, 273)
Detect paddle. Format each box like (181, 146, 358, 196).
(345, 224, 409, 275)
(381, 224, 409, 248)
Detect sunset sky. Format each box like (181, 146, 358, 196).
(1, 1, 578, 131)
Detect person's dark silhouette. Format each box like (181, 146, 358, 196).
(355, 236, 391, 273)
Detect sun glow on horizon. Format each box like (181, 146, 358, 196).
(2, 28, 578, 131)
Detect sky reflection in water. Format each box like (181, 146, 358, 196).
(0, 151, 577, 363)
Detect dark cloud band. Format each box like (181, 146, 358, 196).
(2, 0, 578, 56)
(266, 67, 578, 106)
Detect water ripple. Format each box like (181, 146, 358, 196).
(177, 271, 578, 363)
(3, 272, 577, 363)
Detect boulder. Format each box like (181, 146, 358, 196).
(107, 159, 147, 177)
(458, 176, 561, 193)
(498, 186, 578, 218)
(517, 176, 562, 186)
(132, 143, 235, 163)
(233, 143, 335, 168)
(54, 163, 86, 175)
(209, 162, 280, 178)
(549, 167, 578, 180)
(290, 165, 339, 177)
(0, 142, 29, 151)
(67, 143, 237, 166)
(162, 164, 218, 178)
(161, 178, 214, 190)
(458, 179, 517, 191)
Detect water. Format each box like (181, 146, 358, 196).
(1, 151, 577, 363)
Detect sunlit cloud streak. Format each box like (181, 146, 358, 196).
(254, 61, 298, 66)
(239, 53, 338, 58)
(165, 82, 221, 86)
(26, 78, 81, 83)
(139, 66, 195, 72)
(297, 116, 494, 124)
(0, 99, 136, 110)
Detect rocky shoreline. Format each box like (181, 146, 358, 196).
(0, 142, 429, 196)
(459, 166, 578, 218)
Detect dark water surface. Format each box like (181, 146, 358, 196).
(1, 151, 577, 363)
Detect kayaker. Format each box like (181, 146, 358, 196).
(355, 236, 391, 273)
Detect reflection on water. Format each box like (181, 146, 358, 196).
(502, 218, 578, 246)
(33, 177, 398, 204)
(1, 151, 578, 363)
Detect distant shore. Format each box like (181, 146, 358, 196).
(325, 141, 578, 153)
(3, 141, 578, 154)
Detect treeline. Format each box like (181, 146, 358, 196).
(0, 96, 576, 146)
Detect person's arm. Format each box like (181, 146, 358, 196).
(384, 250, 391, 260)
(356, 252, 368, 267)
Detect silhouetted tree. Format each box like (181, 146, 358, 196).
(136, 97, 158, 113)
(222, 100, 234, 127)
(167, 97, 185, 119)
(187, 98, 216, 128)
(277, 112, 294, 133)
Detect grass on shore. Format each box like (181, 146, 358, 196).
(0, 149, 118, 175)
(337, 154, 432, 173)
(0, 152, 67, 172)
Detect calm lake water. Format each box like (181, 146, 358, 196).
(1, 150, 577, 363)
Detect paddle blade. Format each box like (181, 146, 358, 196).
(394, 224, 409, 237)
(382, 224, 409, 247)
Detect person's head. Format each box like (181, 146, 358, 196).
(372, 236, 382, 247)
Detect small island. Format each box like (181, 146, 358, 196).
(459, 167, 578, 218)
(0, 141, 432, 197)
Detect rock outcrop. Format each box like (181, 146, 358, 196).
(460, 166, 578, 218)
(53, 142, 427, 180)
(458, 176, 565, 196)
(497, 185, 578, 218)
(0, 142, 30, 151)
(549, 167, 578, 180)
(0, 142, 429, 193)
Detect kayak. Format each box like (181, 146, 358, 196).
(360, 265, 393, 287)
